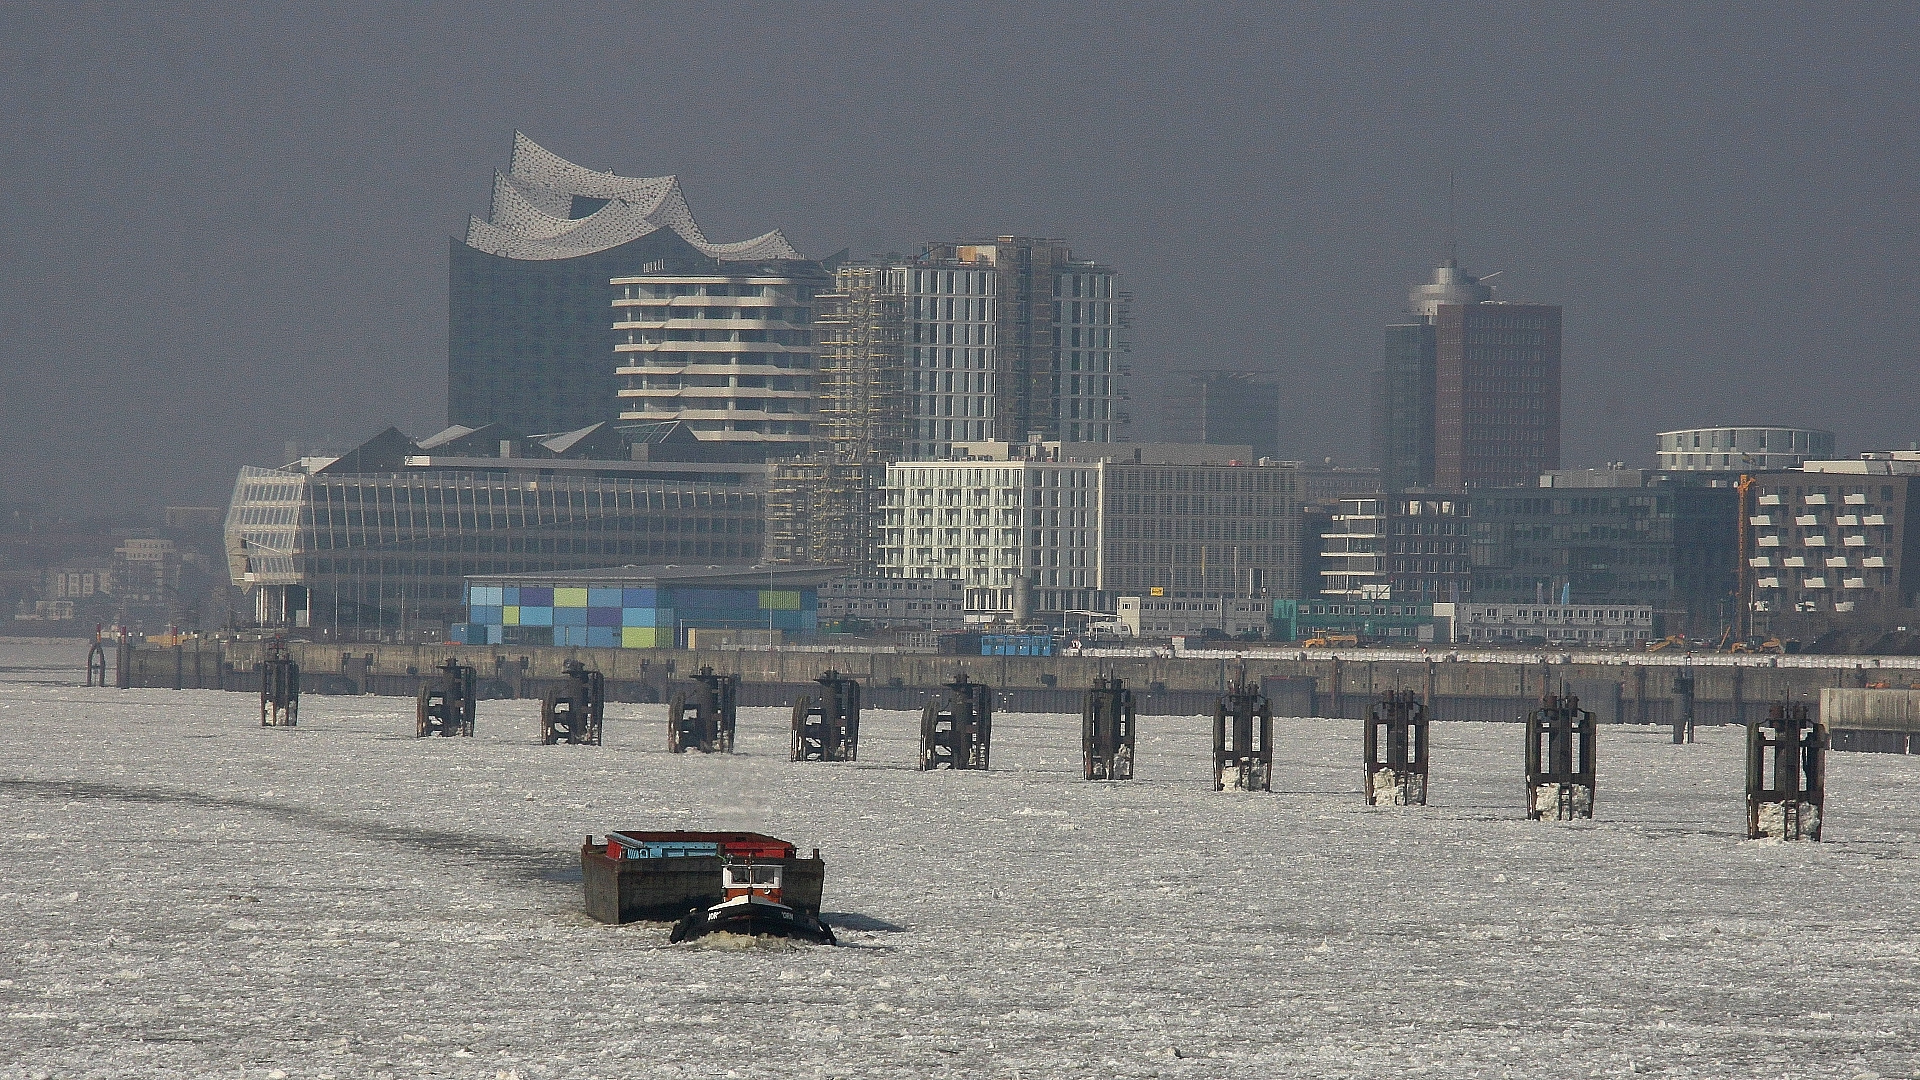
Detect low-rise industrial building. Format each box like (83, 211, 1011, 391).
(456, 564, 839, 647)
(817, 577, 965, 630)
(1115, 595, 1270, 639)
(1433, 602, 1657, 646)
(1270, 599, 1436, 643)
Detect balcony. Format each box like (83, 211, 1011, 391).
(1844, 577, 1867, 590)
(1749, 556, 1773, 568)
(1805, 493, 1830, 506)
(1757, 494, 1782, 506)
(1834, 600, 1857, 612)
(1864, 515, 1888, 526)
(1749, 515, 1774, 526)
(1826, 556, 1849, 567)
(1794, 515, 1820, 526)
(1804, 577, 1828, 589)
(1863, 556, 1888, 568)
(1836, 515, 1860, 526)
(1783, 556, 1806, 568)
(1844, 534, 1867, 547)
(1756, 576, 1781, 589)
(1756, 535, 1781, 548)
(1803, 535, 1829, 547)
(1844, 493, 1868, 505)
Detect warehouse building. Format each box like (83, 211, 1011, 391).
(455, 564, 840, 647)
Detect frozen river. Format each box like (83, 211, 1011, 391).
(2, 637, 1916, 1078)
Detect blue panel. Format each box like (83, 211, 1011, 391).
(622, 588, 657, 606)
(471, 586, 503, 607)
(553, 606, 588, 626)
(486, 625, 503, 645)
(586, 626, 618, 648)
(519, 606, 553, 627)
(802, 610, 818, 631)
(520, 587, 554, 607)
(502, 586, 520, 606)
(470, 606, 502, 625)
(588, 588, 624, 608)
(556, 625, 589, 647)
(621, 607, 657, 628)
(587, 606, 622, 627)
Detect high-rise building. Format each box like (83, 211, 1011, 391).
(814, 262, 909, 463)
(1372, 260, 1561, 492)
(1161, 372, 1280, 460)
(611, 264, 829, 456)
(1434, 301, 1562, 489)
(825, 238, 1129, 461)
(450, 132, 808, 437)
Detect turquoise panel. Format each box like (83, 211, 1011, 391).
(621, 607, 658, 628)
(518, 606, 554, 627)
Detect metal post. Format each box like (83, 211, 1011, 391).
(1746, 701, 1826, 840)
(1213, 664, 1273, 791)
(1365, 690, 1430, 806)
(1082, 676, 1136, 780)
(1525, 693, 1596, 820)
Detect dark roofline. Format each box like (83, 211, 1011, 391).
(463, 563, 849, 589)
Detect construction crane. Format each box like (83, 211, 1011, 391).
(1732, 473, 1756, 648)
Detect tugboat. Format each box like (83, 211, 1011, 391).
(669, 861, 837, 946)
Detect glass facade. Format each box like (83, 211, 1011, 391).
(225, 464, 765, 635)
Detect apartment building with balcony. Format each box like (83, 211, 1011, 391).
(1749, 458, 1920, 616)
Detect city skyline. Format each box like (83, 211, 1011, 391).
(3, 5, 1914, 516)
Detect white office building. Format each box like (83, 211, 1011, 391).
(1656, 427, 1834, 473)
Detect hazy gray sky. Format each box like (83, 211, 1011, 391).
(2, 3, 1914, 514)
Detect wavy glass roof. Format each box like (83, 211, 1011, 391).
(463, 133, 801, 263)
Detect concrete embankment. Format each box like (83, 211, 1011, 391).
(108, 640, 1920, 746)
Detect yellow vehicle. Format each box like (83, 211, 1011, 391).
(1303, 633, 1361, 649)
(1729, 636, 1786, 655)
(1644, 635, 1688, 653)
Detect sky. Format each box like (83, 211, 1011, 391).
(1, 3, 1914, 516)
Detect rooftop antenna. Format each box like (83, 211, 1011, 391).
(1445, 171, 1458, 267)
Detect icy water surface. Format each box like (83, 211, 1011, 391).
(1, 637, 1917, 1078)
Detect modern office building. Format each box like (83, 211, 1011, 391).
(224, 423, 767, 634)
(826, 239, 1128, 461)
(1371, 260, 1561, 491)
(1749, 456, 1920, 617)
(450, 132, 808, 437)
(1467, 469, 1736, 633)
(1318, 494, 1472, 603)
(880, 442, 1306, 621)
(1656, 426, 1834, 473)
(1160, 371, 1280, 460)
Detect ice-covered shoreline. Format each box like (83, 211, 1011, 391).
(2, 637, 1916, 1078)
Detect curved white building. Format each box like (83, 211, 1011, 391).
(1656, 427, 1834, 472)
